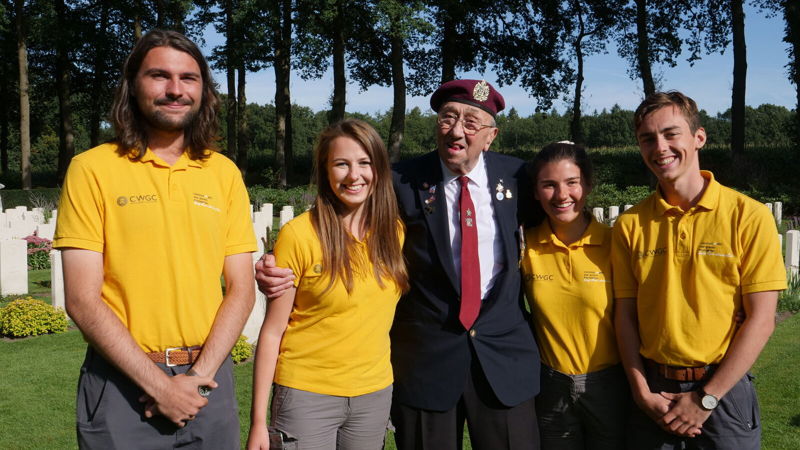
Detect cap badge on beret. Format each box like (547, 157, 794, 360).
(473, 80, 490, 102)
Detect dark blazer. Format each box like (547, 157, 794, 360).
(390, 150, 541, 411)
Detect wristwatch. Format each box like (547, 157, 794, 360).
(698, 388, 719, 410)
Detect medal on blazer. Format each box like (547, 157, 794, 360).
(495, 180, 507, 201)
(423, 183, 436, 214)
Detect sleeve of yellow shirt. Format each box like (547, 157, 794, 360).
(223, 161, 258, 256)
(738, 204, 788, 295)
(611, 218, 638, 300)
(53, 158, 105, 253)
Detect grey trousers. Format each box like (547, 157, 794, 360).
(536, 364, 630, 450)
(269, 384, 392, 450)
(627, 365, 761, 450)
(76, 346, 240, 450)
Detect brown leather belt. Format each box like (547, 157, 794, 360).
(646, 359, 716, 382)
(147, 346, 202, 367)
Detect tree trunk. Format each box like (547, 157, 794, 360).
(16, 0, 31, 190)
(731, 0, 746, 156)
(237, 65, 249, 178)
(635, 0, 655, 96)
(90, 2, 109, 147)
(570, 9, 586, 145)
(0, 81, 8, 174)
(273, 0, 293, 187)
(785, 0, 800, 141)
(329, 0, 346, 124)
(388, 29, 406, 163)
(55, 0, 75, 184)
(440, 9, 456, 83)
(225, 0, 237, 160)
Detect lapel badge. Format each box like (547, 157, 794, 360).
(424, 204, 435, 215)
(505, 189, 513, 199)
(425, 196, 436, 204)
(428, 185, 436, 194)
(495, 180, 506, 201)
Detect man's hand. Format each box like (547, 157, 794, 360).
(633, 389, 673, 423)
(255, 253, 294, 299)
(139, 373, 218, 427)
(658, 391, 709, 438)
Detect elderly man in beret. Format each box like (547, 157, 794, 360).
(388, 79, 541, 449)
(256, 79, 541, 449)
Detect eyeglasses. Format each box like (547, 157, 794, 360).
(437, 113, 494, 135)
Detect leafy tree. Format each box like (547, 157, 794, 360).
(615, 0, 685, 96)
(558, 0, 621, 144)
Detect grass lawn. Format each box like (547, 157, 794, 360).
(1, 316, 797, 449)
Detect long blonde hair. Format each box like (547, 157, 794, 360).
(311, 119, 408, 294)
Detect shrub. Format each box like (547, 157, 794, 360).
(0, 297, 68, 337)
(24, 234, 52, 270)
(231, 335, 253, 364)
(778, 272, 800, 314)
(248, 185, 316, 212)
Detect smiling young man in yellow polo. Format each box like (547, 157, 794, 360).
(54, 30, 256, 449)
(612, 91, 786, 449)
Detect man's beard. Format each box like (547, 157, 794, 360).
(145, 98, 200, 132)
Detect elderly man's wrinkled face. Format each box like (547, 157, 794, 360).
(435, 102, 498, 175)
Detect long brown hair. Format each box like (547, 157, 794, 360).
(110, 29, 219, 160)
(311, 119, 408, 294)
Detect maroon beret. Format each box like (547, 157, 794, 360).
(430, 79, 505, 117)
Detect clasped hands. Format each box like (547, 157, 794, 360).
(639, 390, 712, 438)
(139, 372, 218, 427)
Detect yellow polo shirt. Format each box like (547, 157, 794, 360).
(521, 219, 619, 375)
(274, 212, 403, 397)
(612, 171, 786, 366)
(54, 143, 257, 352)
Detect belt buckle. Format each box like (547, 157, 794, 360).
(165, 347, 183, 367)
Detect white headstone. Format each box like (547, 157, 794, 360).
(50, 250, 66, 315)
(261, 203, 274, 226)
(0, 239, 28, 295)
(241, 252, 268, 344)
(624, 204, 633, 211)
(5, 208, 24, 222)
(785, 230, 800, 277)
(592, 207, 604, 224)
(765, 203, 773, 214)
(36, 223, 56, 241)
(9, 219, 37, 239)
(279, 207, 294, 228)
(609, 206, 620, 221)
(0, 212, 7, 228)
(28, 210, 45, 224)
(773, 202, 782, 227)
(49, 209, 58, 224)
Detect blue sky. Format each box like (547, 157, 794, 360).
(203, 4, 794, 116)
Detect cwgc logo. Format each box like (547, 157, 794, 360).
(117, 193, 158, 206)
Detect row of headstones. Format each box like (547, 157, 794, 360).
(591, 202, 784, 229)
(0, 206, 57, 241)
(5, 201, 797, 344)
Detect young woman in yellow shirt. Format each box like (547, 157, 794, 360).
(521, 142, 628, 450)
(247, 119, 408, 450)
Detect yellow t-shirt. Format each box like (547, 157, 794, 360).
(521, 218, 619, 374)
(612, 171, 786, 366)
(273, 212, 403, 397)
(54, 143, 257, 352)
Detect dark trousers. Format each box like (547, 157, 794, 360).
(536, 364, 629, 450)
(391, 358, 540, 450)
(76, 346, 240, 450)
(627, 365, 761, 450)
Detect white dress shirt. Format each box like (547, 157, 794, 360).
(441, 152, 504, 300)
